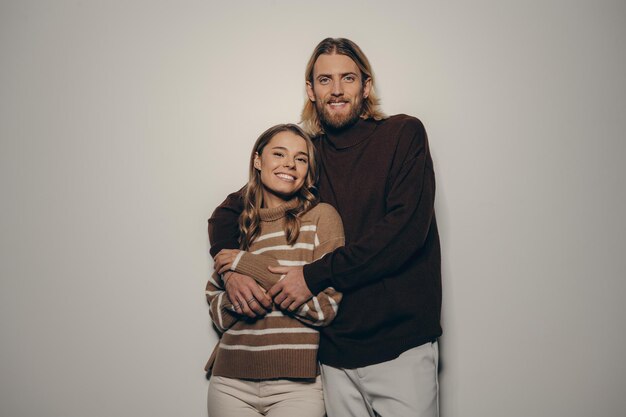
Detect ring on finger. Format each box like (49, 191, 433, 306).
(246, 298, 257, 304)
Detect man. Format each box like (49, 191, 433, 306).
(209, 38, 442, 417)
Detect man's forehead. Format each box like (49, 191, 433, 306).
(313, 53, 360, 75)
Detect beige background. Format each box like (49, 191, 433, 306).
(1, 1, 625, 416)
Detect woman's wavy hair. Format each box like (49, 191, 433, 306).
(239, 124, 319, 250)
(300, 37, 386, 137)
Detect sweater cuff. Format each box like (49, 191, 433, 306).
(234, 252, 266, 277)
(230, 250, 245, 271)
(303, 262, 333, 295)
(233, 252, 277, 289)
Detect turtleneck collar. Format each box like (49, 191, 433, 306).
(324, 117, 378, 150)
(259, 199, 299, 222)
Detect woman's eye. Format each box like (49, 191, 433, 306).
(273, 152, 284, 157)
(297, 158, 308, 163)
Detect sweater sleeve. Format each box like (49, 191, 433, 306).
(233, 204, 345, 326)
(230, 251, 282, 291)
(208, 189, 244, 258)
(205, 271, 239, 332)
(303, 119, 436, 294)
(294, 204, 345, 326)
(232, 250, 344, 327)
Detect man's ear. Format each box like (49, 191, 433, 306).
(306, 81, 316, 102)
(363, 77, 372, 99)
(253, 152, 261, 171)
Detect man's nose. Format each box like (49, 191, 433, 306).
(331, 80, 343, 96)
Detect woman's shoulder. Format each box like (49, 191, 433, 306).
(306, 202, 340, 218)
(302, 203, 343, 231)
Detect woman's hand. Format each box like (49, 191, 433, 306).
(214, 249, 241, 274)
(224, 271, 272, 318)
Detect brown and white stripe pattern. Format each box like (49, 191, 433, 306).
(205, 202, 344, 380)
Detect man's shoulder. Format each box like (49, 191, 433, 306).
(371, 114, 427, 151)
(379, 113, 425, 131)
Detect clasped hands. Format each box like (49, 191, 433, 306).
(214, 249, 313, 318)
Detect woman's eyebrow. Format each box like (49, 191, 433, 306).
(270, 146, 308, 156)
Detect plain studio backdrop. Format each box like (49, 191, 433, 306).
(1, 1, 625, 416)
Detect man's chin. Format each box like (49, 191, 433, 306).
(320, 113, 361, 132)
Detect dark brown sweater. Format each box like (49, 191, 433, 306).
(209, 115, 442, 368)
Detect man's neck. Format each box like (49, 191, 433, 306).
(322, 119, 360, 136)
(322, 117, 378, 150)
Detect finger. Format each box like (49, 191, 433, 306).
(214, 260, 222, 271)
(227, 284, 247, 315)
(214, 256, 226, 271)
(280, 297, 293, 310)
(246, 297, 266, 315)
(217, 263, 231, 274)
(273, 290, 287, 306)
(250, 285, 272, 310)
(268, 265, 289, 274)
(216, 251, 237, 269)
(287, 300, 302, 312)
(238, 287, 261, 318)
(238, 296, 256, 318)
(268, 282, 283, 298)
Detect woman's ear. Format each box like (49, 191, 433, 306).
(253, 152, 261, 171)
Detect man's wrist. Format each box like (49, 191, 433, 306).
(303, 263, 332, 294)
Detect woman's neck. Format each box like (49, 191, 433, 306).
(261, 191, 296, 209)
(258, 198, 299, 222)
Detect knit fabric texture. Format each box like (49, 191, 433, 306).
(206, 201, 344, 379)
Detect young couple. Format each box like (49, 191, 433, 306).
(206, 38, 442, 417)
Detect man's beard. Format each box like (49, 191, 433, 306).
(316, 94, 365, 132)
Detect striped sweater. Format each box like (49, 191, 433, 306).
(205, 201, 344, 379)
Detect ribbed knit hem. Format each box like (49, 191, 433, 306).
(319, 328, 442, 369)
(212, 348, 319, 380)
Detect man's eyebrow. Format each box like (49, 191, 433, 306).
(316, 72, 359, 79)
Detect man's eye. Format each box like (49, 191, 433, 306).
(344, 75, 356, 82)
(319, 78, 330, 85)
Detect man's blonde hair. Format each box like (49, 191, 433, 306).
(300, 38, 386, 137)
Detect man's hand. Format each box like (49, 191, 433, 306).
(214, 249, 240, 274)
(267, 266, 313, 312)
(223, 271, 272, 318)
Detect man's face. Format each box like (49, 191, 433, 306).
(306, 53, 372, 131)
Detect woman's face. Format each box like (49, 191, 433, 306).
(254, 131, 310, 208)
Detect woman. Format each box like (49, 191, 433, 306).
(205, 124, 344, 417)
